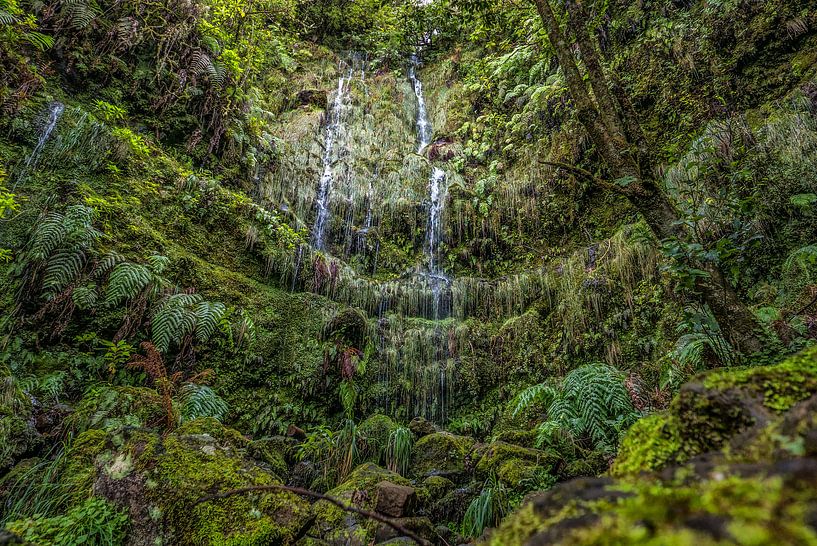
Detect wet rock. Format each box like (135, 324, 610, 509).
(409, 417, 437, 438)
(374, 516, 436, 544)
(411, 432, 474, 479)
(375, 481, 416, 517)
(296, 89, 328, 108)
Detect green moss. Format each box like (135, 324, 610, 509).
(152, 428, 310, 545)
(475, 441, 556, 478)
(488, 470, 817, 545)
(68, 386, 165, 433)
(312, 463, 409, 543)
(611, 414, 682, 477)
(357, 414, 398, 463)
(411, 432, 475, 478)
(703, 345, 817, 412)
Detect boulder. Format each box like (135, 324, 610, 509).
(375, 481, 416, 517)
(410, 432, 474, 479)
(373, 516, 436, 544)
(408, 416, 437, 438)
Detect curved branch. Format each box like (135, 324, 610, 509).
(195, 484, 432, 546)
(539, 160, 620, 193)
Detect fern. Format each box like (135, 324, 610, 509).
(511, 382, 557, 417)
(41, 250, 85, 296)
(151, 293, 226, 353)
(514, 364, 639, 453)
(193, 301, 226, 343)
(178, 384, 228, 422)
(71, 283, 98, 310)
(104, 262, 153, 306)
(784, 245, 817, 282)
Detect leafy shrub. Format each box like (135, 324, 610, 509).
(6, 497, 129, 546)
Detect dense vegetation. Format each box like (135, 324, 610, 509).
(1, 0, 816, 544)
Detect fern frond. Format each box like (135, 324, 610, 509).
(178, 384, 228, 422)
(71, 283, 98, 310)
(42, 250, 85, 295)
(193, 301, 226, 343)
(104, 262, 152, 306)
(511, 382, 556, 417)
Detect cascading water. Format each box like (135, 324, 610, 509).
(27, 102, 65, 167)
(312, 63, 355, 251)
(410, 56, 451, 320)
(14, 102, 65, 189)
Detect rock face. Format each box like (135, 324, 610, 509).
(375, 481, 417, 517)
(486, 347, 817, 545)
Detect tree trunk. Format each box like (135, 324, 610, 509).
(631, 187, 765, 355)
(533, 0, 767, 356)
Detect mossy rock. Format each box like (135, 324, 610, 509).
(0, 413, 40, 471)
(486, 460, 817, 545)
(702, 345, 817, 412)
(493, 429, 538, 449)
(312, 463, 409, 544)
(416, 475, 455, 507)
(357, 414, 398, 463)
(323, 308, 367, 348)
(248, 437, 291, 479)
(613, 346, 817, 477)
(61, 421, 311, 545)
(474, 441, 557, 478)
(410, 432, 475, 479)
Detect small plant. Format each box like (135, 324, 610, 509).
(385, 426, 413, 476)
(126, 341, 215, 430)
(463, 476, 508, 539)
(7, 497, 129, 546)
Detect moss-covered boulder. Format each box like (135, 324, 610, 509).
(613, 346, 817, 476)
(486, 460, 817, 545)
(474, 441, 558, 488)
(410, 432, 475, 479)
(357, 414, 398, 463)
(416, 475, 455, 508)
(486, 347, 817, 545)
(311, 462, 410, 544)
(60, 419, 311, 545)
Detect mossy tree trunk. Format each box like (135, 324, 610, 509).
(532, 0, 766, 355)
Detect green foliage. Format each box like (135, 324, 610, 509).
(151, 294, 227, 354)
(6, 497, 129, 546)
(513, 364, 639, 453)
(385, 426, 412, 476)
(463, 476, 509, 539)
(178, 384, 229, 422)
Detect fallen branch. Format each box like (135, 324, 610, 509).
(195, 484, 431, 546)
(538, 160, 618, 193)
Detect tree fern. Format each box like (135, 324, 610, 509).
(178, 384, 228, 422)
(71, 283, 98, 310)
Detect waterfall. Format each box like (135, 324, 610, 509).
(312, 63, 354, 251)
(410, 56, 451, 320)
(27, 102, 65, 168)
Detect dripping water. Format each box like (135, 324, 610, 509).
(27, 102, 65, 167)
(14, 102, 65, 189)
(312, 62, 354, 251)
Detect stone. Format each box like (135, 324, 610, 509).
(408, 416, 437, 437)
(375, 480, 417, 517)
